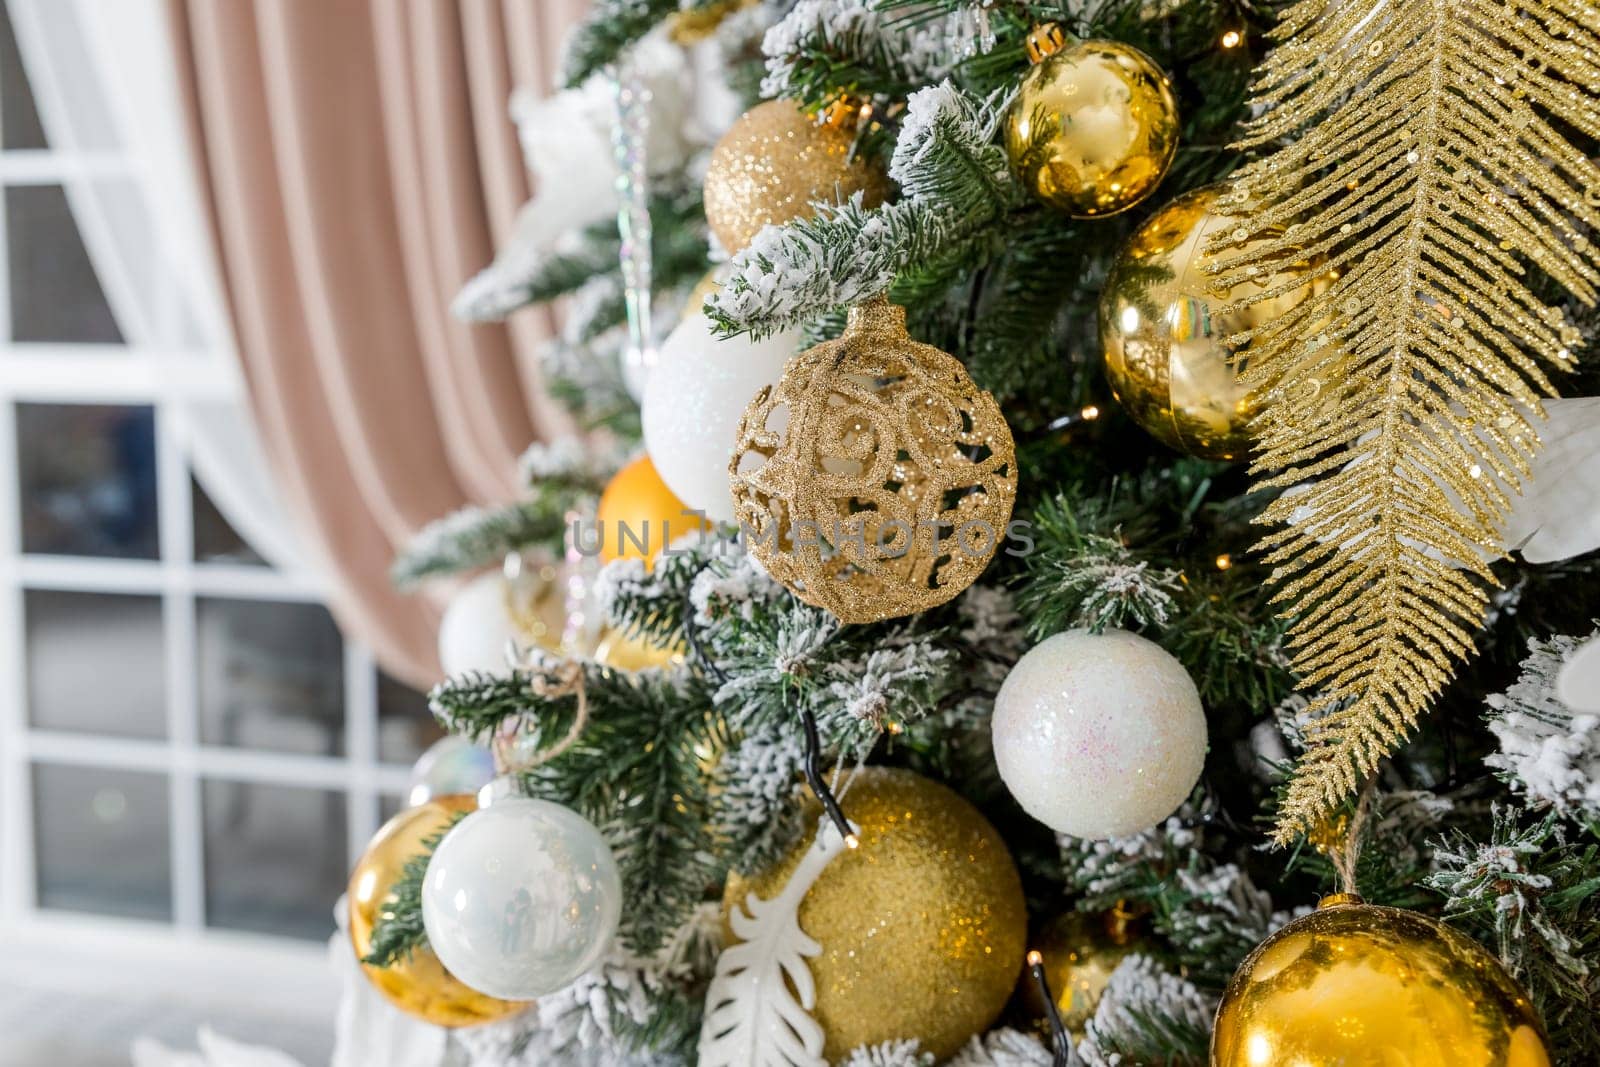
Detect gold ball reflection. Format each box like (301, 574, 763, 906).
(1099, 183, 1331, 460)
(1005, 39, 1179, 218)
(1017, 909, 1140, 1037)
(348, 795, 526, 1028)
(1211, 895, 1550, 1067)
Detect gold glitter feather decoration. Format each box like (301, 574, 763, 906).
(1205, 0, 1600, 844)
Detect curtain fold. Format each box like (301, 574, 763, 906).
(167, 0, 588, 688)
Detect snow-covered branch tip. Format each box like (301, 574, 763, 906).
(761, 0, 961, 101)
(706, 82, 1016, 338)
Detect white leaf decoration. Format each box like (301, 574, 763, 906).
(1503, 397, 1600, 564)
(697, 818, 852, 1067)
(1283, 397, 1600, 567)
(1556, 633, 1600, 715)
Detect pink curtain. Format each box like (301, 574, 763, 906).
(166, 0, 590, 688)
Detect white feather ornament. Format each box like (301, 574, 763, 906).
(1503, 397, 1600, 564)
(697, 819, 852, 1067)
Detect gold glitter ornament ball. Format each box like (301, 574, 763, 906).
(729, 296, 1016, 624)
(722, 767, 1026, 1062)
(1099, 183, 1332, 460)
(1004, 35, 1178, 217)
(348, 795, 526, 1028)
(703, 99, 891, 253)
(1017, 909, 1141, 1037)
(1212, 894, 1551, 1067)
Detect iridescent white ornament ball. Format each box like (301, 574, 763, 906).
(421, 797, 622, 1000)
(641, 313, 799, 523)
(406, 735, 496, 807)
(991, 629, 1207, 839)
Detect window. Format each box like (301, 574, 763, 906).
(0, 3, 438, 950)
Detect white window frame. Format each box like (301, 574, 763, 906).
(0, 106, 416, 1025)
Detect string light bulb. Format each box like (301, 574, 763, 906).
(1220, 29, 1243, 49)
(1028, 949, 1072, 1067)
(1216, 553, 1234, 570)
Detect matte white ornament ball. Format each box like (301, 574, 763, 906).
(437, 571, 517, 678)
(421, 797, 622, 1000)
(641, 313, 799, 523)
(992, 629, 1207, 839)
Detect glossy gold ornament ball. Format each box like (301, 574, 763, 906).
(729, 296, 1016, 624)
(1005, 38, 1178, 217)
(1099, 183, 1332, 460)
(503, 554, 569, 653)
(596, 455, 711, 566)
(593, 627, 683, 672)
(1212, 895, 1551, 1067)
(348, 795, 526, 1028)
(703, 99, 891, 253)
(723, 767, 1027, 1062)
(1017, 909, 1140, 1036)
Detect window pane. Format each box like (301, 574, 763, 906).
(26, 589, 166, 738)
(202, 779, 345, 940)
(5, 185, 123, 343)
(197, 598, 344, 756)
(0, 4, 48, 149)
(17, 402, 158, 558)
(378, 794, 408, 824)
(34, 762, 172, 921)
(377, 670, 440, 765)
(192, 475, 267, 567)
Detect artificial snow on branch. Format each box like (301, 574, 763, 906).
(760, 0, 960, 104)
(1486, 631, 1600, 818)
(707, 81, 1016, 338)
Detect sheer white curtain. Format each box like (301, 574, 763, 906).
(8, 0, 309, 574)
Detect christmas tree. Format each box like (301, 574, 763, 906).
(352, 1, 1600, 1063)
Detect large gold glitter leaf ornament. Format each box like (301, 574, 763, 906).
(703, 98, 891, 254)
(1209, 0, 1600, 844)
(728, 297, 1017, 624)
(1212, 894, 1550, 1067)
(1099, 183, 1334, 460)
(1004, 28, 1179, 218)
(722, 767, 1027, 1062)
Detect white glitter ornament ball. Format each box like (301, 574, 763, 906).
(642, 313, 799, 523)
(421, 797, 622, 1000)
(992, 629, 1207, 839)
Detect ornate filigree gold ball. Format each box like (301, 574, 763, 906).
(1212, 895, 1551, 1067)
(703, 99, 891, 253)
(728, 297, 1016, 624)
(348, 795, 526, 1028)
(1017, 909, 1141, 1037)
(1099, 183, 1332, 460)
(722, 767, 1027, 1062)
(1004, 36, 1178, 217)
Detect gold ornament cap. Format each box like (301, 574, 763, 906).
(1025, 22, 1070, 64)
